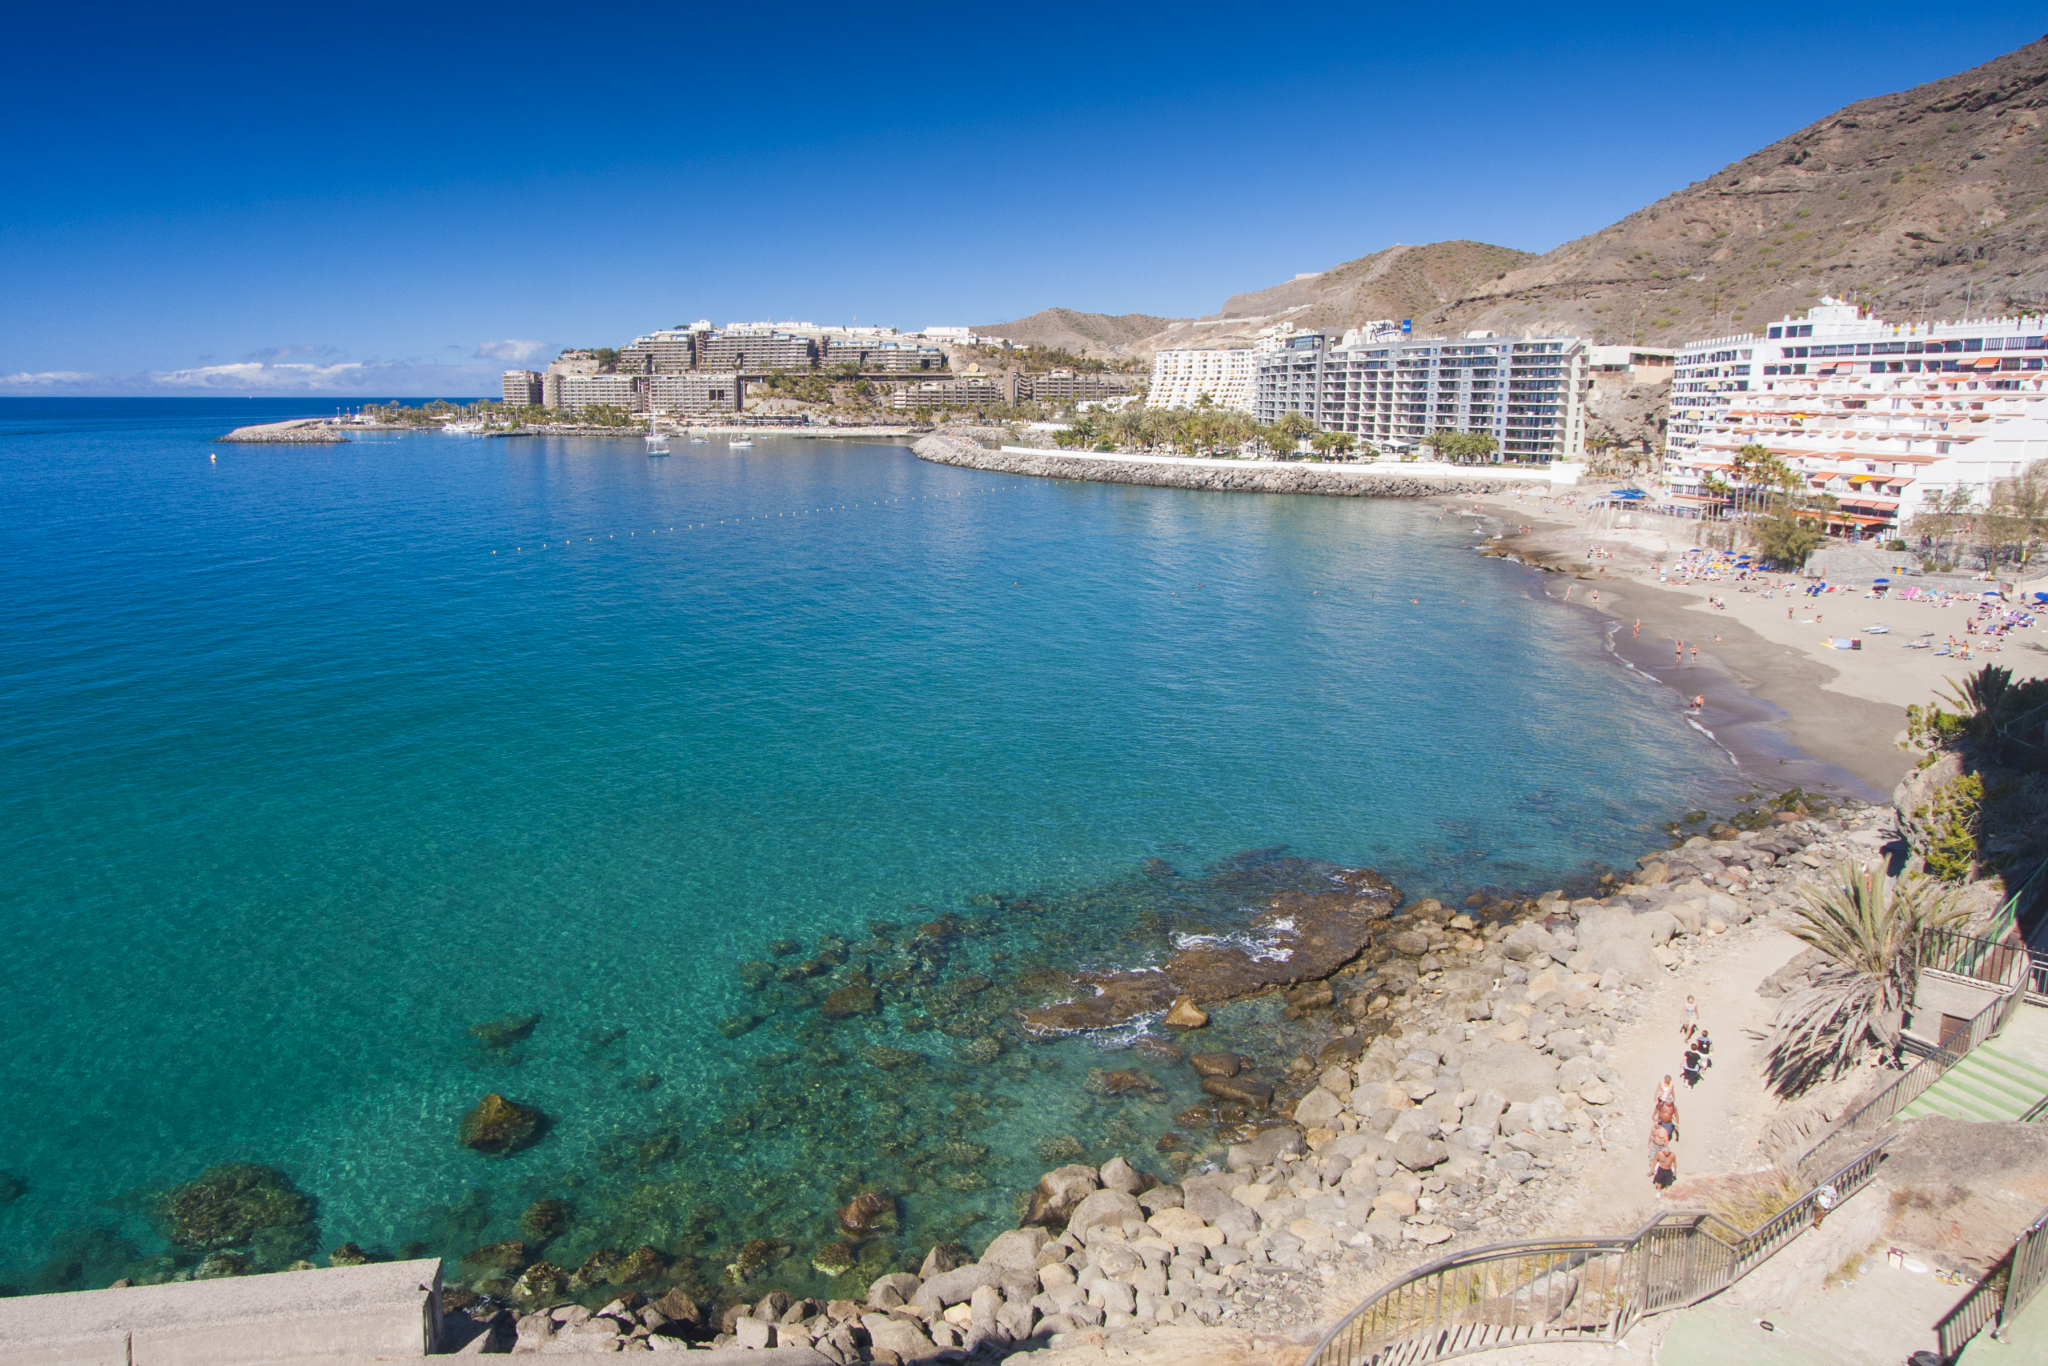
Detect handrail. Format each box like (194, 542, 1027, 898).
(1935, 1201, 2048, 1357)
(1303, 1139, 1891, 1366)
(1793, 924, 2033, 1179)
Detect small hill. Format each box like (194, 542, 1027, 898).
(1435, 34, 2048, 342)
(970, 308, 1183, 355)
(1215, 241, 1539, 330)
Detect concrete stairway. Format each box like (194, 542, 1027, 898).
(1899, 1044, 2048, 1123)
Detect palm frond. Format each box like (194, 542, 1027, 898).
(1767, 863, 1968, 1095)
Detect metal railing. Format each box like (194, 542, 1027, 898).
(1303, 1140, 1890, 1366)
(1935, 1202, 2048, 1358)
(1792, 925, 2035, 1180)
(1793, 980, 2025, 1179)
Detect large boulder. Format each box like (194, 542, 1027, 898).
(978, 1227, 1048, 1273)
(863, 1313, 938, 1360)
(1503, 923, 1558, 962)
(1180, 1172, 1247, 1224)
(1227, 1127, 1305, 1172)
(1393, 1135, 1447, 1172)
(1456, 1041, 1558, 1104)
(1065, 1188, 1142, 1234)
(1292, 1087, 1345, 1131)
(1098, 1156, 1152, 1196)
(1021, 1164, 1100, 1228)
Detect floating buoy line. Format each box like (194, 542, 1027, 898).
(491, 486, 1025, 555)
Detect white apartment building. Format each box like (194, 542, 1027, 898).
(1255, 328, 1591, 461)
(1668, 299, 2048, 533)
(501, 370, 542, 406)
(1146, 348, 1255, 413)
(557, 373, 644, 414)
(648, 372, 742, 415)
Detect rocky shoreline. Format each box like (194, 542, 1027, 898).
(912, 434, 1528, 499)
(215, 419, 350, 444)
(409, 793, 1933, 1357)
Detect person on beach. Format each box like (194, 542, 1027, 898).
(1655, 1095, 1679, 1140)
(1655, 1074, 1676, 1108)
(1692, 695, 1705, 711)
(1682, 995, 1698, 1041)
(1682, 1047, 1705, 1088)
(1653, 1146, 1677, 1190)
(1675, 641, 1683, 665)
(1689, 645, 1699, 665)
(1633, 620, 1641, 638)
(1695, 1029, 1712, 1060)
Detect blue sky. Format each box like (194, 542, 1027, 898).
(2, 4, 2040, 395)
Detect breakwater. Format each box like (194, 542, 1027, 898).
(216, 418, 350, 443)
(913, 434, 1544, 499)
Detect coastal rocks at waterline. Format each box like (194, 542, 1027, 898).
(1019, 868, 1400, 1035)
(216, 418, 350, 444)
(913, 433, 1524, 500)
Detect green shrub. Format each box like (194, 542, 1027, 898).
(1919, 773, 1985, 881)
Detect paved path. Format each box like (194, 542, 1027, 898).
(1552, 924, 1809, 1233)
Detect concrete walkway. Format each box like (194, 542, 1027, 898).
(0, 1259, 441, 1365)
(1661, 1254, 1959, 1365)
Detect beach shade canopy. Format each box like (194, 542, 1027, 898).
(2034, 592, 2048, 603)
(1874, 577, 1889, 584)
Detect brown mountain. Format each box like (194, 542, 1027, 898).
(982, 36, 2048, 357)
(1429, 33, 2048, 343)
(1213, 240, 1538, 330)
(970, 308, 1181, 353)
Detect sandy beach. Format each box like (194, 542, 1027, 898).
(1444, 487, 2048, 800)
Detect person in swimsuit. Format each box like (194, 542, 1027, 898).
(1655, 1095, 1678, 1141)
(1653, 1146, 1677, 1190)
(1682, 996, 1698, 1041)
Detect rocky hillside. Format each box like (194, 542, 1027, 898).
(1436, 34, 2048, 343)
(986, 35, 2048, 357)
(971, 309, 1181, 353)
(1216, 241, 1538, 332)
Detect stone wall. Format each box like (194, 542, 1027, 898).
(912, 436, 1524, 500)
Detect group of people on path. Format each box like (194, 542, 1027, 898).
(1650, 995, 1714, 1190)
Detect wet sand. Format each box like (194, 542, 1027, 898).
(1430, 489, 2036, 802)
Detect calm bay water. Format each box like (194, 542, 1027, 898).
(0, 399, 1740, 1294)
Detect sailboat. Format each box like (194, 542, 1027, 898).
(645, 429, 670, 454)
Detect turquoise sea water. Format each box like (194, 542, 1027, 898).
(0, 399, 1741, 1297)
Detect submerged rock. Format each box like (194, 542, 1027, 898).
(519, 1198, 573, 1242)
(812, 1240, 858, 1277)
(725, 1237, 790, 1286)
(468, 1012, 541, 1050)
(836, 1192, 891, 1236)
(0, 1173, 27, 1205)
(510, 1261, 567, 1301)
(153, 1164, 315, 1254)
(459, 1094, 545, 1155)
(821, 985, 879, 1018)
(328, 1243, 370, 1267)
(1084, 1067, 1161, 1096)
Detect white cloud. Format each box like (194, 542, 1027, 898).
(474, 339, 548, 362)
(0, 370, 98, 387)
(0, 359, 503, 396)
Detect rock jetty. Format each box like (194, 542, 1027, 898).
(216, 418, 349, 443)
(914, 433, 1520, 499)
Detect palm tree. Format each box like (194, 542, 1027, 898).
(1765, 863, 1968, 1095)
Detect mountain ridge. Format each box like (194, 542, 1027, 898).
(981, 35, 2048, 357)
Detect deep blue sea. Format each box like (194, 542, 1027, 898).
(0, 399, 1741, 1298)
